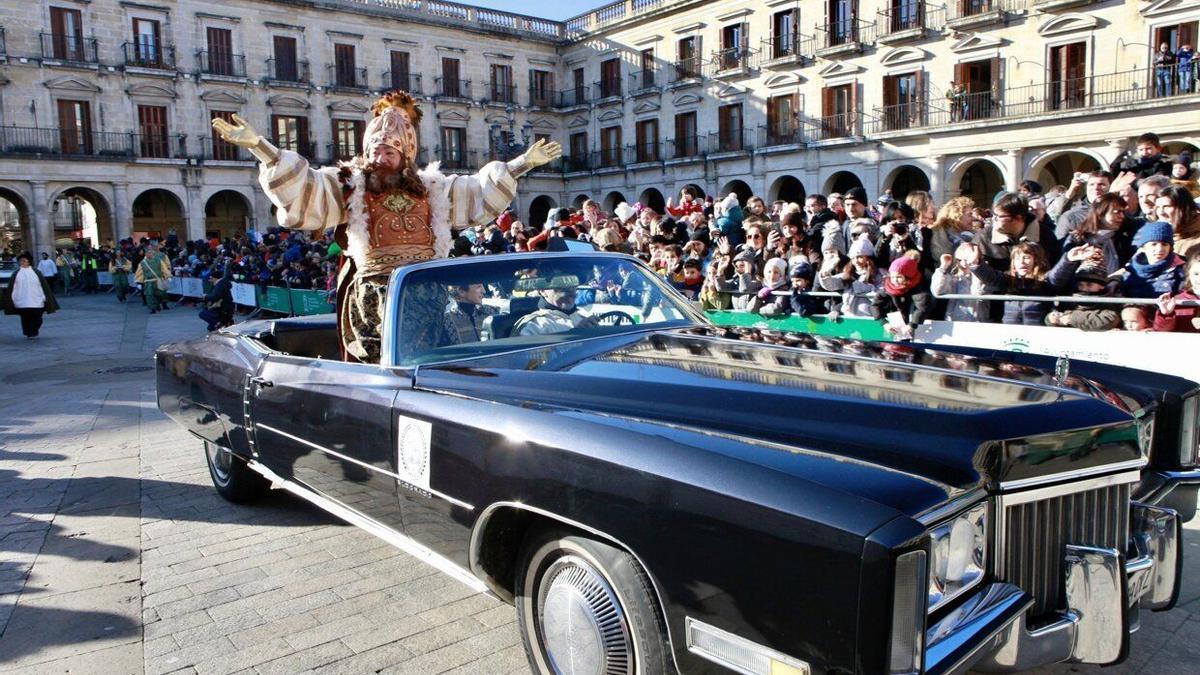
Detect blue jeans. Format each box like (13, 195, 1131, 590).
(1181, 66, 1195, 94)
(1156, 68, 1174, 97)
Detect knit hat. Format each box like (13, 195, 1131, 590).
(1132, 221, 1174, 248)
(733, 248, 757, 265)
(844, 187, 869, 205)
(789, 259, 814, 280)
(1073, 265, 1109, 286)
(848, 233, 876, 258)
(591, 228, 622, 249)
(719, 192, 740, 214)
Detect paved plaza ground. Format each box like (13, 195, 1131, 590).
(1, 293, 1200, 674)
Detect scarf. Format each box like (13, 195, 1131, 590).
(884, 257, 923, 297)
(1129, 251, 1173, 279)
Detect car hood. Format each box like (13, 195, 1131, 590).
(415, 328, 1139, 517)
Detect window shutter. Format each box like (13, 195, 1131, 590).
(989, 56, 1002, 94)
(850, 80, 859, 134)
(821, 86, 834, 118)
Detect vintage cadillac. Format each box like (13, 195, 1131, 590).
(157, 252, 1183, 675)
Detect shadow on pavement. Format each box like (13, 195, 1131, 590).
(0, 604, 139, 664)
(0, 450, 68, 462)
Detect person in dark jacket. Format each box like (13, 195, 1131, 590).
(788, 260, 824, 318)
(979, 192, 1062, 273)
(970, 241, 1080, 325)
(871, 255, 932, 340)
(199, 267, 234, 331)
(2, 252, 59, 338)
(1044, 264, 1121, 331)
(1117, 221, 1187, 307)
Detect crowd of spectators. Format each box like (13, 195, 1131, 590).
(453, 131, 1200, 337)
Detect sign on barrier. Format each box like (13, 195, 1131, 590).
(231, 282, 257, 307)
(97, 272, 113, 285)
(180, 278, 205, 298)
(707, 311, 893, 342)
(290, 289, 334, 316)
(258, 286, 293, 314)
(167, 277, 184, 295)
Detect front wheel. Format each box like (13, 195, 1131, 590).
(516, 528, 672, 675)
(204, 441, 269, 503)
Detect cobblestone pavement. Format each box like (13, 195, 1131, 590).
(1, 293, 1199, 674)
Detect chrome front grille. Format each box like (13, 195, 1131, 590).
(995, 480, 1131, 618)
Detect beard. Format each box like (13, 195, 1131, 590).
(363, 158, 426, 197)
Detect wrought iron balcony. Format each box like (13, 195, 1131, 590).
(665, 135, 704, 160)
(434, 77, 472, 100)
(556, 87, 590, 108)
(756, 124, 807, 148)
(877, 2, 946, 41)
(628, 141, 661, 164)
(671, 56, 704, 83)
(383, 71, 421, 93)
(485, 82, 517, 105)
(946, 0, 1021, 29)
(706, 129, 754, 154)
(40, 33, 98, 63)
(591, 147, 623, 169)
(204, 137, 252, 161)
(266, 58, 311, 84)
(815, 18, 876, 53)
(711, 47, 756, 74)
(528, 87, 556, 108)
(628, 69, 659, 94)
(435, 146, 478, 171)
(197, 50, 246, 77)
(594, 78, 623, 100)
(328, 64, 368, 90)
(563, 154, 591, 172)
(810, 112, 861, 141)
(0, 126, 187, 159)
(760, 33, 814, 63)
(122, 42, 175, 70)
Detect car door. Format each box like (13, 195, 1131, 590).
(248, 354, 411, 531)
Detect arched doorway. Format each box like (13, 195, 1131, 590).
(131, 189, 184, 242)
(886, 165, 931, 202)
(638, 188, 666, 215)
(768, 175, 806, 204)
(1163, 140, 1198, 157)
(204, 190, 251, 240)
(824, 171, 863, 195)
(719, 180, 753, 205)
(51, 187, 113, 248)
(957, 160, 1005, 206)
(0, 187, 31, 255)
(1031, 151, 1101, 191)
(572, 194, 590, 209)
(602, 191, 627, 215)
(528, 195, 556, 230)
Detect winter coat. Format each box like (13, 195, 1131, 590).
(714, 272, 762, 311)
(931, 267, 989, 322)
(1154, 290, 1200, 333)
(1052, 304, 1121, 332)
(978, 220, 1062, 273)
(871, 282, 933, 331)
(748, 280, 790, 316)
(969, 257, 1075, 325)
(1118, 253, 1186, 299)
(2, 267, 59, 315)
(818, 266, 882, 318)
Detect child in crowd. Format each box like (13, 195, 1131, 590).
(818, 234, 882, 318)
(872, 255, 932, 340)
(1117, 221, 1186, 304)
(969, 241, 1078, 325)
(674, 260, 705, 300)
(1044, 265, 1121, 331)
(749, 257, 791, 316)
(931, 242, 989, 322)
(715, 249, 762, 310)
(788, 260, 824, 318)
(1154, 254, 1200, 332)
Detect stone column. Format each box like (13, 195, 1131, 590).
(1003, 148, 1024, 193)
(112, 183, 131, 243)
(185, 186, 205, 241)
(862, 161, 880, 200)
(928, 155, 945, 204)
(30, 182, 52, 256)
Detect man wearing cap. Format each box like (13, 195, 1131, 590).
(212, 91, 561, 363)
(512, 276, 600, 336)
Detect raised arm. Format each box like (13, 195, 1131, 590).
(444, 139, 562, 228)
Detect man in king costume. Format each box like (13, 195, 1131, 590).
(212, 91, 561, 363)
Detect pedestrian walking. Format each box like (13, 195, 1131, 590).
(36, 253, 58, 289)
(109, 250, 132, 302)
(135, 241, 172, 314)
(55, 249, 74, 295)
(2, 252, 59, 339)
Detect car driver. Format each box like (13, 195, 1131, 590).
(512, 275, 599, 336)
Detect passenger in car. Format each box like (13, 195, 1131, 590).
(443, 283, 499, 344)
(512, 276, 598, 336)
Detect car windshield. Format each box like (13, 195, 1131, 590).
(391, 253, 704, 366)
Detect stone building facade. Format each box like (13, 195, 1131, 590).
(0, 0, 1197, 254)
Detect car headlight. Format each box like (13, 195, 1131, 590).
(928, 503, 986, 612)
(1180, 395, 1199, 466)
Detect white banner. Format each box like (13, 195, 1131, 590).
(180, 277, 205, 298)
(232, 282, 257, 307)
(167, 277, 183, 294)
(915, 321, 1200, 384)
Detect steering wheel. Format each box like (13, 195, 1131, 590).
(591, 310, 636, 327)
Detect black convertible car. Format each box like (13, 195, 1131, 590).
(157, 252, 1183, 675)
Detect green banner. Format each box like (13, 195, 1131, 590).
(258, 286, 293, 314)
(290, 289, 335, 316)
(706, 311, 894, 341)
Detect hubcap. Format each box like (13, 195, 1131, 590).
(206, 442, 232, 484)
(538, 555, 633, 675)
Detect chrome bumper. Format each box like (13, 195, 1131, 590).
(924, 503, 1180, 675)
(1135, 469, 1200, 522)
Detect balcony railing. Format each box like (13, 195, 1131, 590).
(40, 33, 98, 63)
(557, 87, 590, 108)
(946, 0, 1021, 23)
(592, 147, 623, 169)
(0, 126, 187, 159)
(383, 71, 421, 93)
(122, 42, 175, 70)
(204, 138, 251, 161)
(435, 77, 472, 99)
(435, 146, 478, 171)
(867, 101, 928, 133)
(328, 142, 362, 163)
(757, 124, 806, 148)
(486, 82, 516, 104)
(329, 64, 368, 90)
(810, 112, 861, 140)
(760, 33, 815, 62)
(816, 19, 878, 50)
(711, 47, 755, 73)
(266, 58, 311, 84)
(197, 51, 246, 77)
(628, 141, 661, 164)
(563, 154, 591, 172)
(595, 78, 622, 100)
(672, 56, 704, 82)
(707, 129, 754, 154)
(529, 88, 556, 107)
(878, 2, 946, 37)
(666, 135, 704, 160)
(274, 140, 318, 161)
(629, 69, 659, 93)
